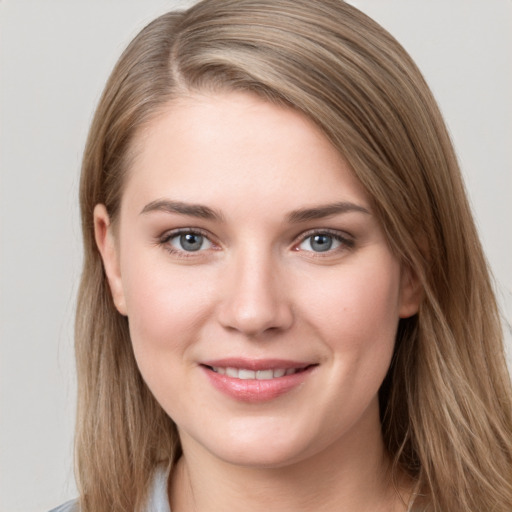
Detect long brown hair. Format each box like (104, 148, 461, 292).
(75, 1, 512, 510)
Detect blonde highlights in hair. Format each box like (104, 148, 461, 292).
(75, 1, 512, 511)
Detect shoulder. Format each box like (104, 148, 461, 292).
(48, 499, 79, 512)
(47, 463, 170, 512)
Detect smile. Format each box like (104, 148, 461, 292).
(209, 367, 302, 379)
(201, 360, 316, 402)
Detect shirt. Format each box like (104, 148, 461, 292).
(48, 464, 171, 512)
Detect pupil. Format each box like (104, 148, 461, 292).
(311, 234, 332, 252)
(180, 233, 203, 251)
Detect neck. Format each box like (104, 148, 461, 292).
(169, 404, 411, 512)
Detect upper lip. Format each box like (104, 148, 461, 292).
(200, 358, 314, 371)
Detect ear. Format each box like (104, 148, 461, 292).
(398, 265, 423, 319)
(94, 204, 127, 316)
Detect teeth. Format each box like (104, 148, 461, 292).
(211, 366, 299, 379)
(256, 369, 273, 380)
(238, 369, 255, 379)
(226, 367, 238, 378)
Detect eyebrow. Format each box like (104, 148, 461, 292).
(140, 199, 369, 223)
(140, 199, 225, 221)
(286, 201, 370, 223)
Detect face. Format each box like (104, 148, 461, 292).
(95, 92, 420, 468)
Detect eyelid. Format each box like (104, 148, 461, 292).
(159, 227, 213, 242)
(158, 227, 220, 256)
(292, 228, 355, 252)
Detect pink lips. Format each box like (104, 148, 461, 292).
(200, 358, 316, 403)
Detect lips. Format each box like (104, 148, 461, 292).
(201, 359, 316, 402)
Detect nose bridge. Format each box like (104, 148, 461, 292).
(218, 243, 293, 336)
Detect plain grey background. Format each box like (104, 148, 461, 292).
(1, 1, 511, 511)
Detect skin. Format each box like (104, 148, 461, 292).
(95, 91, 421, 511)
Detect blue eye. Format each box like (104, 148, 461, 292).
(169, 232, 212, 252)
(298, 233, 344, 253)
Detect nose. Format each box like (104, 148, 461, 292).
(217, 249, 294, 337)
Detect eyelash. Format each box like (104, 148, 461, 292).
(157, 228, 355, 258)
(293, 229, 355, 255)
(158, 228, 218, 259)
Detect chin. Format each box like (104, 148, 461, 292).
(214, 441, 311, 469)
(182, 416, 327, 469)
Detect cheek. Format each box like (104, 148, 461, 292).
(300, 255, 402, 353)
(120, 252, 213, 362)
(119, 256, 219, 419)
(298, 255, 401, 427)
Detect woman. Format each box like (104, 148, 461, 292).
(52, 1, 512, 511)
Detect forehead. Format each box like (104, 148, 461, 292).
(121, 91, 370, 217)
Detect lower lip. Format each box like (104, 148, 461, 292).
(201, 366, 314, 403)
